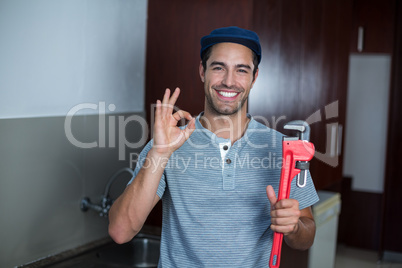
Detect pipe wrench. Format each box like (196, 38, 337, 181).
(269, 120, 315, 268)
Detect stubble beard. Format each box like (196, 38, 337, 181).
(204, 84, 248, 116)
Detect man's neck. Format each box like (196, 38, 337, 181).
(200, 109, 250, 144)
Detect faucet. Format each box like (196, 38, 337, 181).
(80, 167, 134, 217)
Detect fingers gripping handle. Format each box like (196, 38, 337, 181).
(269, 139, 315, 268)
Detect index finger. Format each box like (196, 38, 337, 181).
(167, 87, 180, 112)
(172, 110, 193, 122)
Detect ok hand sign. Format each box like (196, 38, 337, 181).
(152, 88, 196, 157)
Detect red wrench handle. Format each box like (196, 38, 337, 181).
(270, 230, 284, 268)
(269, 140, 314, 268)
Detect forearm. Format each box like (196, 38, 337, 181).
(284, 216, 316, 250)
(108, 149, 169, 244)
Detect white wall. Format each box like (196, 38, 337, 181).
(0, 0, 147, 119)
(0, 1, 148, 267)
(343, 54, 391, 193)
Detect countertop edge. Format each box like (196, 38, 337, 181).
(17, 225, 162, 268)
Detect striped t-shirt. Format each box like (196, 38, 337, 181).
(130, 113, 319, 267)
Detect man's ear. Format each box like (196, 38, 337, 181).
(199, 61, 205, 83)
(251, 68, 259, 88)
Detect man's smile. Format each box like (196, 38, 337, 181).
(216, 90, 240, 99)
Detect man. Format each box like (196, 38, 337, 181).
(108, 26, 319, 267)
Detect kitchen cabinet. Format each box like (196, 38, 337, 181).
(350, 0, 395, 53)
(250, 0, 352, 190)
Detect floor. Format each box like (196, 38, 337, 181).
(335, 244, 402, 268)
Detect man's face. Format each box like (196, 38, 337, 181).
(199, 42, 258, 116)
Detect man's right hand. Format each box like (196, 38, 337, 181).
(152, 87, 196, 157)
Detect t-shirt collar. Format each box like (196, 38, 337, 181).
(194, 112, 258, 144)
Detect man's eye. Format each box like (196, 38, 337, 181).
(238, 69, 248, 73)
(213, 67, 223, 71)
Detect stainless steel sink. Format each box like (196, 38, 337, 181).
(97, 234, 160, 267)
(46, 233, 161, 268)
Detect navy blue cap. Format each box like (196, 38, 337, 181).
(200, 26, 261, 64)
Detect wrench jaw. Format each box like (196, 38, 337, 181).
(283, 120, 311, 141)
(283, 120, 312, 188)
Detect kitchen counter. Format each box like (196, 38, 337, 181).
(19, 225, 161, 268)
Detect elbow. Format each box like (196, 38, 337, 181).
(107, 199, 145, 244)
(108, 223, 138, 245)
(299, 239, 315, 251)
(108, 224, 124, 244)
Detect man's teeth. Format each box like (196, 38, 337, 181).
(217, 91, 238, 98)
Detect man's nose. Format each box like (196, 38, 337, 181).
(222, 70, 236, 88)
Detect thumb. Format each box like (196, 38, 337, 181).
(266, 185, 277, 209)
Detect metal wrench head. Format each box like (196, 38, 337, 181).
(283, 120, 310, 141)
(283, 120, 311, 188)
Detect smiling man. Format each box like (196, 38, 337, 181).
(108, 26, 319, 267)
(201, 42, 257, 116)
